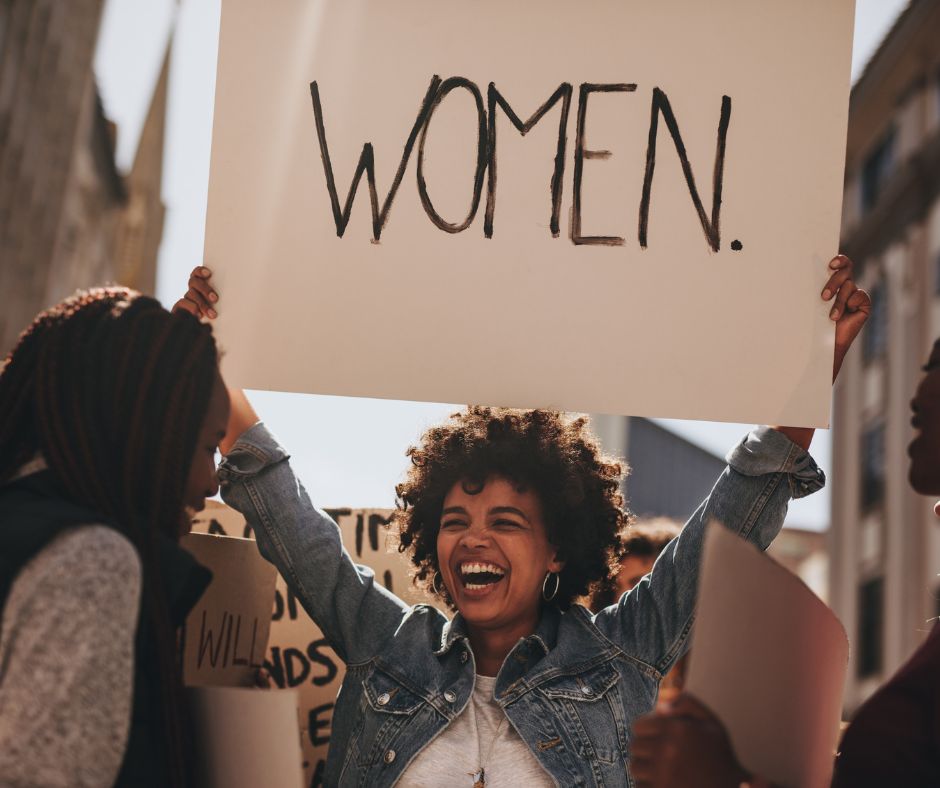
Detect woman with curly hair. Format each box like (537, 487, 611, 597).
(177, 257, 868, 787)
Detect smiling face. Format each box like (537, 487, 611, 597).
(436, 476, 564, 636)
(909, 339, 940, 496)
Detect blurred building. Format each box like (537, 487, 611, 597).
(592, 415, 828, 600)
(0, 0, 168, 357)
(830, 0, 940, 714)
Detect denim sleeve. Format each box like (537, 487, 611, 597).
(592, 427, 825, 676)
(217, 423, 410, 667)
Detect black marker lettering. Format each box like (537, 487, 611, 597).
(571, 83, 637, 246)
(307, 638, 339, 686)
(310, 77, 442, 240)
(416, 77, 488, 233)
(638, 88, 731, 252)
(484, 83, 573, 238)
(308, 704, 334, 747)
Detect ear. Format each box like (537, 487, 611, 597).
(548, 547, 565, 574)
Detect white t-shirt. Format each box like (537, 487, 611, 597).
(398, 674, 555, 787)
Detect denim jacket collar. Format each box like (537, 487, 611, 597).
(434, 604, 560, 658)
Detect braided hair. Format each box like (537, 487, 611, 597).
(0, 287, 219, 787)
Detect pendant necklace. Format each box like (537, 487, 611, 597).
(468, 712, 505, 787)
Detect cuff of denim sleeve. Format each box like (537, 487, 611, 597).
(725, 426, 825, 499)
(218, 422, 290, 480)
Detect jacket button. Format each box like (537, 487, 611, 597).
(377, 692, 391, 706)
(459, 651, 469, 664)
(384, 749, 396, 764)
(580, 686, 593, 696)
(444, 690, 457, 703)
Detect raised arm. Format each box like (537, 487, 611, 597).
(173, 267, 416, 666)
(593, 255, 869, 674)
(594, 425, 824, 673)
(217, 419, 412, 666)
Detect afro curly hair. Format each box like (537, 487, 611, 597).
(394, 406, 632, 610)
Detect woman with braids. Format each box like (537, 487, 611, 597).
(0, 288, 229, 786)
(178, 256, 868, 787)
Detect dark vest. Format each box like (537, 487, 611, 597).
(0, 471, 212, 786)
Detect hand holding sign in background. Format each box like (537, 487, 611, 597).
(205, 0, 855, 426)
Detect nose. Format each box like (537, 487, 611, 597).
(460, 523, 491, 549)
(206, 469, 220, 499)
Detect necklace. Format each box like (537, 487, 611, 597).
(467, 706, 505, 787)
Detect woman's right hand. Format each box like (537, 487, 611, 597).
(172, 266, 219, 320)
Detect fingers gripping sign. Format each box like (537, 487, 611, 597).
(821, 254, 871, 381)
(173, 266, 219, 320)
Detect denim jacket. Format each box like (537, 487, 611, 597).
(218, 423, 823, 787)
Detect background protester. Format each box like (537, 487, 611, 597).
(0, 289, 229, 787)
(178, 255, 867, 786)
(629, 339, 940, 788)
(588, 518, 687, 705)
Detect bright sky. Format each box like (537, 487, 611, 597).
(94, 0, 910, 525)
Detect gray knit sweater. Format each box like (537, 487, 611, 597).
(0, 525, 141, 787)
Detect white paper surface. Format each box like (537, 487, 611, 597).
(205, 0, 854, 425)
(686, 523, 848, 788)
(189, 686, 304, 788)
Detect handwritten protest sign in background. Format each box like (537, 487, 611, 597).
(206, 0, 855, 427)
(190, 501, 422, 788)
(181, 533, 277, 687)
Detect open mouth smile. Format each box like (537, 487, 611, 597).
(458, 561, 506, 592)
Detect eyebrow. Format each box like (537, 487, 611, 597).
(439, 505, 531, 523)
(489, 506, 530, 522)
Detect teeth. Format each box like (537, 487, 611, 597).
(459, 562, 505, 577)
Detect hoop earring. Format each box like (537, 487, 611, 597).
(432, 571, 446, 596)
(542, 571, 560, 602)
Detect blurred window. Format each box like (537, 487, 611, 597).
(863, 284, 887, 362)
(860, 422, 885, 512)
(860, 131, 895, 214)
(935, 250, 940, 295)
(857, 576, 884, 678)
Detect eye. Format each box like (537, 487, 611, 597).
(440, 519, 467, 531)
(493, 518, 523, 530)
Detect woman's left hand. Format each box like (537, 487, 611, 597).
(822, 254, 870, 381)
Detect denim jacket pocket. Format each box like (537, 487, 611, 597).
(352, 668, 428, 769)
(537, 662, 626, 766)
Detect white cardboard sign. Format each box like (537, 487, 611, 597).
(205, 0, 854, 426)
(180, 533, 278, 687)
(189, 686, 305, 788)
(686, 523, 849, 788)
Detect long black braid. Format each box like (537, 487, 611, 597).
(0, 287, 218, 787)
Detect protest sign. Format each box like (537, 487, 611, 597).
(189, 686, 304, 788)
(181, 533, 277, 687)
(686, 523, 849, 788)
(205, 0, 854, 426)
(190, 501, 422, 787)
